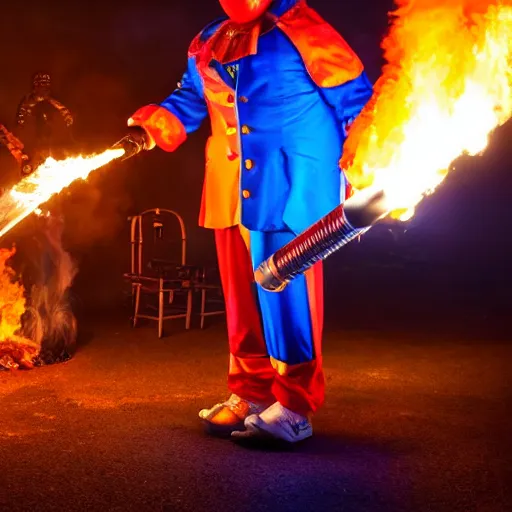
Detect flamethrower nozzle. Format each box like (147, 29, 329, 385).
(254, 186, 390, 292)
(111, 126, 150, 161)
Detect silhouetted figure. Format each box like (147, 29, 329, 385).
(16, 72, 73, 168)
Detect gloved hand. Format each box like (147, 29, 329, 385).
(112, 126, 152, 161)
(127, 116, 156, 150)
(127, 105, 186, 153)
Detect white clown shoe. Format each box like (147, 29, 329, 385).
(232, 402, 313, 443)
(199, 394, 265, 437)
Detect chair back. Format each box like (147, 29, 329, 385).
(129, 208, 186, 279)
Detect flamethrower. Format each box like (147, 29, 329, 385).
(255, 186, 390, 291)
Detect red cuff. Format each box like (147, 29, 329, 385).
(345, 182, 354, 200)
(128, 105, 187, 152)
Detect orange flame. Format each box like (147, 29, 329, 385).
(0, 219, 79, 369)
(0, 247, 39, 369)
(0, 149, 124, 368)
(0, 247, 26, 341)
(342, 0, 512, 220)
(0, 148, 124, 239)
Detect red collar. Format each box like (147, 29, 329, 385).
(207, 14, 276, 64)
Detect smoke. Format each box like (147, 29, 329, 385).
(0, 220, 78, 369)
(21, 215, 78, 363)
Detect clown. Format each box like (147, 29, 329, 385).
(128, 0, 373, 442)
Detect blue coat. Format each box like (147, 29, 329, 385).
(146, 0, 373, 234)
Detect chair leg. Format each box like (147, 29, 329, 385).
(200, 289, 206, 329)
(133, 284, 141, 328)
(186, 288, 193, 330)
(158, 279, 164, 338)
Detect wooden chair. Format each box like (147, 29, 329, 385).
(124, 208, 195, 338)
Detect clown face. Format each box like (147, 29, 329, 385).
(219, 0, 273, 24)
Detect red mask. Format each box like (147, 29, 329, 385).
(219, 0, 273, 24)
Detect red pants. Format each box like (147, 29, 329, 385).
(215, 226, 324, 416)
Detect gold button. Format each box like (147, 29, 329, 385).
(245, 159, 253, 170)
(241, 125, 251, 135)
(226, 127, 237, 136)
(242, 190, 251, 199)
(239, 96, 248, 103)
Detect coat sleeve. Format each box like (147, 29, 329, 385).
(159, 56, 208, 133)
(320, 71, 373, 138)
(319, 72, 373, 201)
(128, 56, 208, 152)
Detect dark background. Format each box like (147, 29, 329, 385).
(0, 0, 511, 336)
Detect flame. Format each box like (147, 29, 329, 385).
(0, 247, 26, 341)
(342, 0, 512, 220)
(0, 247, 38, 370)
(0, 148, 123, 368)
(0, 148, 124, 239)
(23, 216, 78, 363)
(0, 219, 79, 370)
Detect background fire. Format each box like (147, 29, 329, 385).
(0, 247, 37, 369)
(0, 215, 78, 370)
(0, 146, 123, 369)
(342, 0, 512, 220)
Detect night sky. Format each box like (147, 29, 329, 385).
(0, 0, 511, 329)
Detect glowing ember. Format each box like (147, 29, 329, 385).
(342, 0, 512, 220)
(0, 148, 124, 240)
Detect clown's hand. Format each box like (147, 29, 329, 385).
(127, 116, 156, 150)
(113, 126, 154, 161)
(126, 105, 187, 153)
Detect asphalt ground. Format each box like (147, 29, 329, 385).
(0, 304, 509, 512)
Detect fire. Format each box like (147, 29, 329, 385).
(342, 0, 512, 220)
(0, 247, 26, 341)
(0, 247, 38, 370)
(0, 218, 79, 370)
(0, 148, 124, 240)
(0, 148, 123, 368)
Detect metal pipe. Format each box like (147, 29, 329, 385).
(254, 186, 391, 291)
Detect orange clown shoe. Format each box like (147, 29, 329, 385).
(199, 394, 266, 437)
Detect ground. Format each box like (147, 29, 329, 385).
(0, 311, 509, 512)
